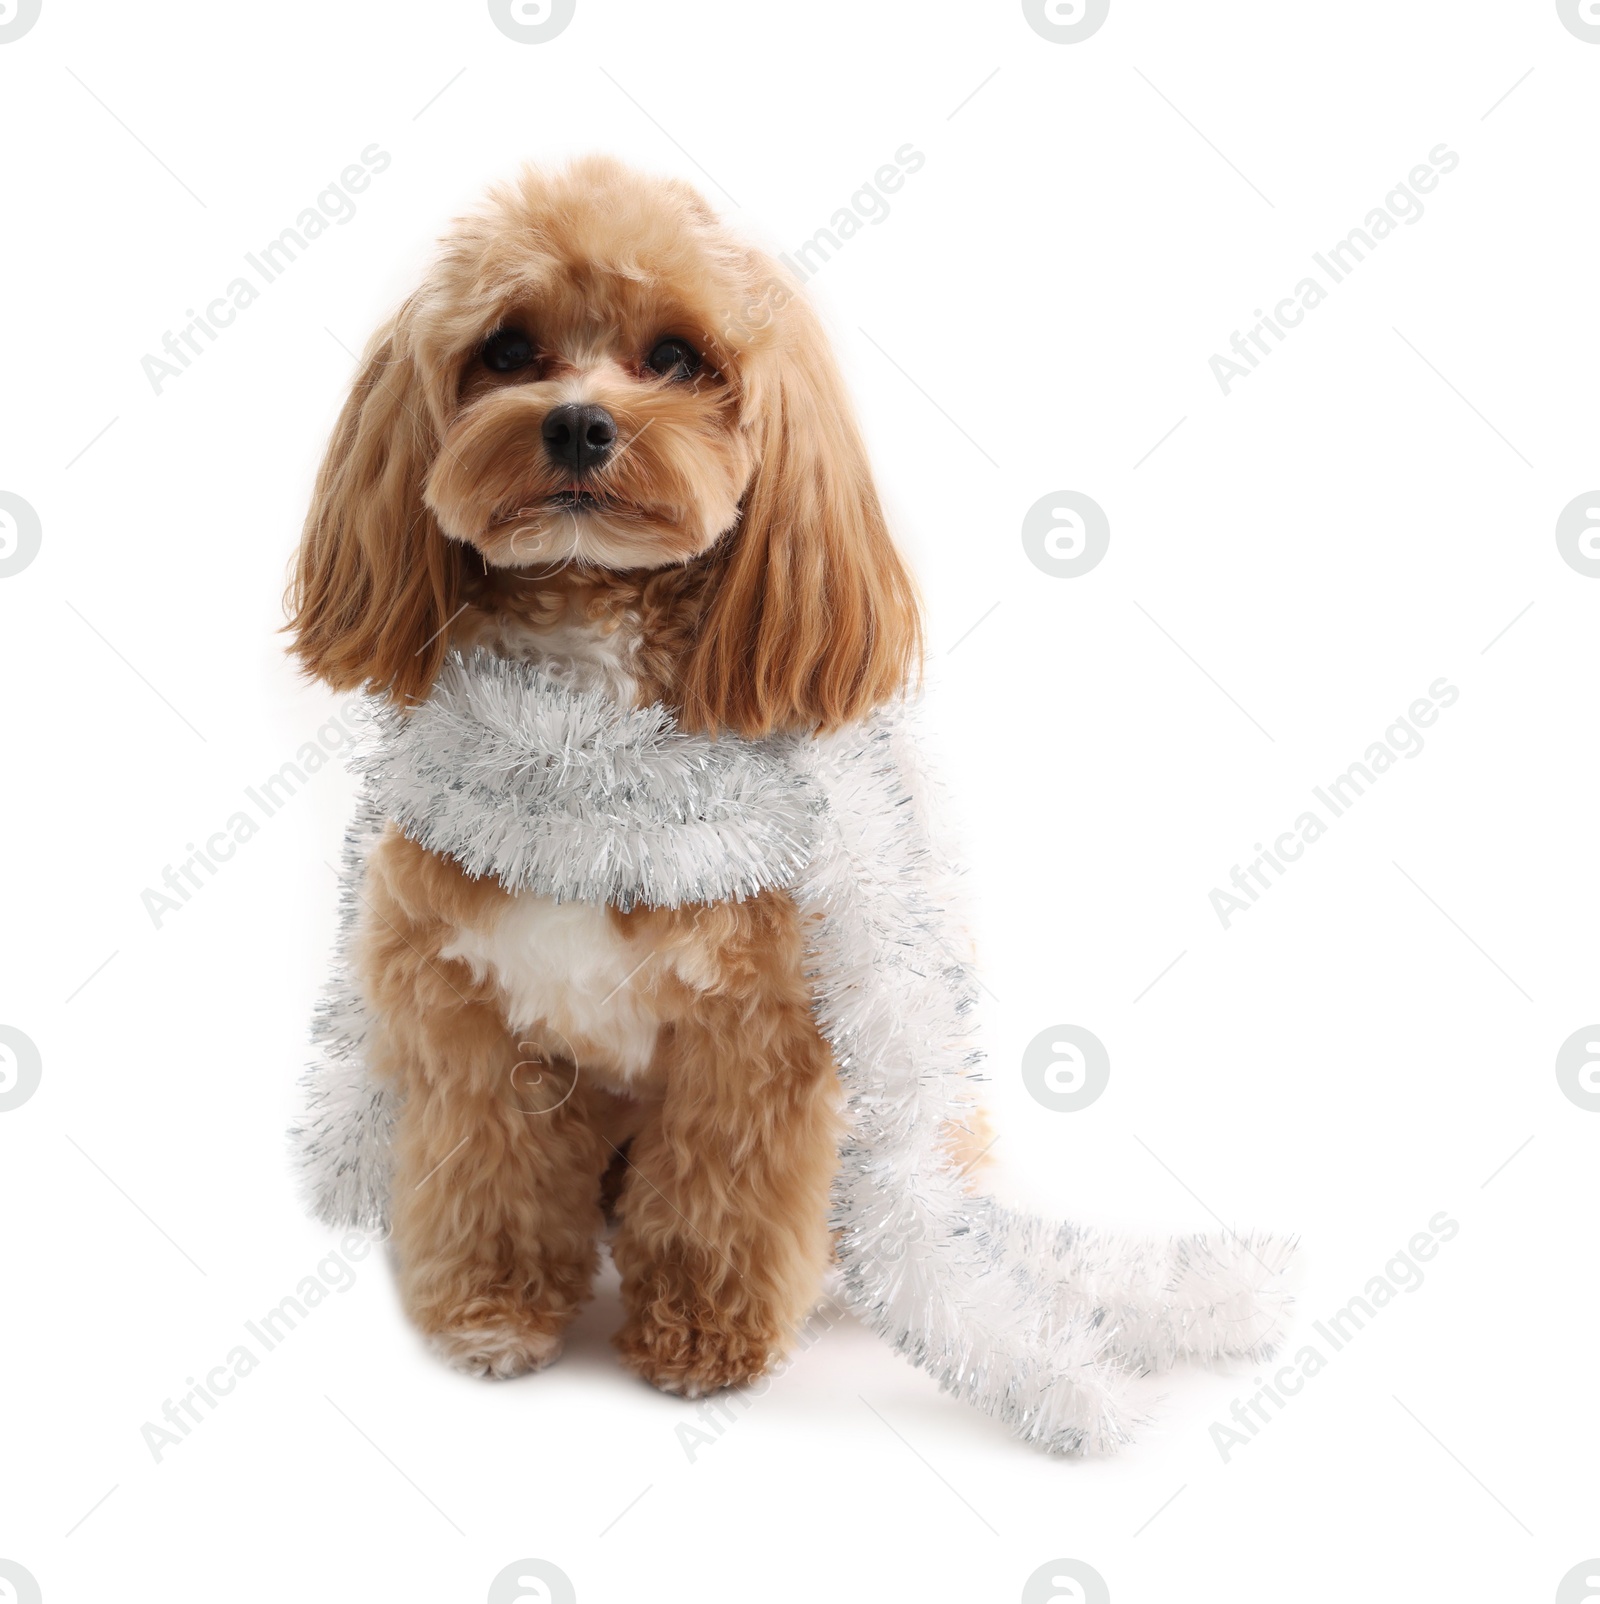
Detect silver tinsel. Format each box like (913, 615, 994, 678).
(353, 651, 820, 911)
(293, 787, 394, 1234)
(292, 651, 1295, 1454)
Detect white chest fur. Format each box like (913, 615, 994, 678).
(439, 608, 660, 1083)
(441, 897, 663, 1082)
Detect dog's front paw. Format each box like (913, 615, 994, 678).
(427, 1308, 566, 1380)
(613, 1296, 780, 1398)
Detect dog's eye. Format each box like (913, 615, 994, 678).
(481, 328, 535, 374)
(645, 337, 701, 381)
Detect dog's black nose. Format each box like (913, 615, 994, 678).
(542, 403, 617, 474)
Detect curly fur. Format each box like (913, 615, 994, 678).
(286, 157, 1294, 1449)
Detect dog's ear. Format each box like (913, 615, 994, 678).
(286, 306, 459, 704)
(681, 293, 922, 737)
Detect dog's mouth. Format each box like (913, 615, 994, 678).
(547, 487, 604, 510)
(494, 487, 621, 525)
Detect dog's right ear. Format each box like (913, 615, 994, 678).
(286, 307, 459, 705)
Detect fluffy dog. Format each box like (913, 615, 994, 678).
(288, 157, 922, 1394)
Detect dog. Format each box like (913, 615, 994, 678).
(288, 156, 927, 1395)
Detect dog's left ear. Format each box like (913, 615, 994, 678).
(286, 300, 460, 705)
(681, 292, 922, 738)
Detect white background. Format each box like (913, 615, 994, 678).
(2, 1, 1597, 1600)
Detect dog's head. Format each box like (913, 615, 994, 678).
(288, 156, 920, 735)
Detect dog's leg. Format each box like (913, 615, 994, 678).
(360, 834, 611, 1378)
(610, 894, 840, 1398)
(384, 1033, 611, 1378)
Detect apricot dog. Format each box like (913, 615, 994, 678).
(288, 158, 921, 1395)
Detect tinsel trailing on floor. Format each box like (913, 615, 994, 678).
(292, 652, 1295, 1454)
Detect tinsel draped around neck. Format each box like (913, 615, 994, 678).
(292, 649, 1296, 1455)
(351, 649, 823, 911)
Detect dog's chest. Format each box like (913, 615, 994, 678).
(437, 611, 668, 1085)
(441, 897, 666, 1083)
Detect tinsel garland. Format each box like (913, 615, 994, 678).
(354, 652, 821, 910)
(292, 651, 1295, 1454)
